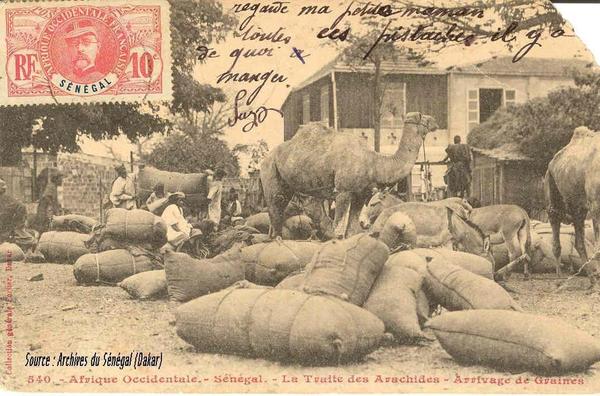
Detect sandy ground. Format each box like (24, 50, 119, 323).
(2, 262, 600, 393)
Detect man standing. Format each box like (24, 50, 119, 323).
(443, 135, 473, 198)
(110, 164, 137, 210)
(207, 169, 225, 227)
(34, 169, 63, 232)
(0, 178, 36, 252)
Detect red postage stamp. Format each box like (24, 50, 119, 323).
(1, 0, 172, 105)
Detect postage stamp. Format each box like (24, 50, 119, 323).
(1, 0, 172, 105)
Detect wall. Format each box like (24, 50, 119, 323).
(21, 151, 129, 219)
(448, 73, 575, 141)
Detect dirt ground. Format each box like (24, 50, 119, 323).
(2, 262, 600, 393)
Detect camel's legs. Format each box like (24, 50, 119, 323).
(573, 216, 596, 287)
(549, 215, 562, 277)
(334, 192, 352, 238)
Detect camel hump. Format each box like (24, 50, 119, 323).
(294, 122, 334, 138)
(570, 126, 597, 143)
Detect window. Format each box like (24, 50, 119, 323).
(467, 89, 479, 132)
(505, 89, 516, 107)
(320, 85, 329, 125)
(381, 82, 406, 128)
(302, 93, 310, 124)
(467, 88, 516, 132)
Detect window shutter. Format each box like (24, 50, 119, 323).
(467, 89, 479, 132)
(302, 93, 310, 124)
(504, 89, 516, 107)
(320, 85, 329, 125)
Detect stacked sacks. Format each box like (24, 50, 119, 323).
(164, 246, 245, 302)
(176, 288, 385, 365)
(0, 243, 25, 263)
(282, 214, 314, 240)
(244, 213, 271, 234)
(377, 212, 418, 251)
(73, 247, 163, 284)
(275, 270, 305, 290)
(37, 231, 90, 264)
(101, 209, 167, 249)
(426, 310, 600, 374)
(242, 240, 321, 285)
(302, 234, 388, 305)
(50, 214, 99, 234)
(363, 264, 428, 342)
(412, 248, 494, 279)
(119, 270, 167, 300)
(376, 251, 433, 326)
(423, 257, 521, 311)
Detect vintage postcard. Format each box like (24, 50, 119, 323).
(1, 0, 600, 393)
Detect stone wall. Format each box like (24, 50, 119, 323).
(22, 151, 131, 220)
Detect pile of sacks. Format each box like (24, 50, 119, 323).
(72, 209, 164, 284)
(33, 214, 101, 264)
(167, 213, 600, 373)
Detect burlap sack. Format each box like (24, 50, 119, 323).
(0, 243, 24, 263)
(244, 213, 271, 234)
(37, 231, 90, 264)
(102, 209, 167, 248)
(386, 250, 428, 275)
(424, 258, 521, 311)
(137, 166, 208, 208)
(363, 265, 426, 342)
(412, 248, 494, 279)
(176, 288, 384, 365)
(164, 247, 245, 302)
(282, 214, 314, 240)
(378, 212, 418, 251)
(426, 310, 600, 374)
(240, 242, 270, 282)
(255, 240, 321, 285)
(302, 234, 389, 305)
(74, 248, 163, 284)
(118, 270, 167, 300)
(50, 214, 99, 234)
(275, 271, 305, 290)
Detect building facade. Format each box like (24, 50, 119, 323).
(281, 55, 590, 194)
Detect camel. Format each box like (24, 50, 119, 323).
(370, 202, 494, 263)
(469, 205, 534, 280)
(545, 126, 600, 287)
(260, 112, 438, 238)
(358, 190, 472, 228)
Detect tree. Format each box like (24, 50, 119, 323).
(142, 130, 240, 177)
(232, 140, 270, 175)
(468, 69, 600, 169)
(0, 0, 236, 166)
(328, 0, 568, 152)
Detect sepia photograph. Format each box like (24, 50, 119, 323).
(1, 0, 600, 393)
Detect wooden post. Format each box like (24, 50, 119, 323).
(331, 71, 338, 131)
(32, 147, 37, 201)
(99, 175, 103, 223)
(130, 151, 134, 172)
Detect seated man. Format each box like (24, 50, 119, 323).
(161, 192, 200, 249)
(0, 178, 36, 252)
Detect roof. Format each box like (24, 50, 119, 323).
(447, 56, 593, 77)
(291, 54, 444, 93)
(472, 144, 533, 162)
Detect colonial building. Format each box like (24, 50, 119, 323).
(280, 55, 590, 195)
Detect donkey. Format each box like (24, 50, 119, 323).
(370, 202, 493, 264)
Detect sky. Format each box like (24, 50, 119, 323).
(79, 0, 596, 171)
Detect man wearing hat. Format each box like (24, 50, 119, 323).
(110, 164, 137, 210)
(162, 192, 196, 249)
(64, 20, 104, 83)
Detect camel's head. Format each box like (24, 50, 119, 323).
(404, 112, 438, 138)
